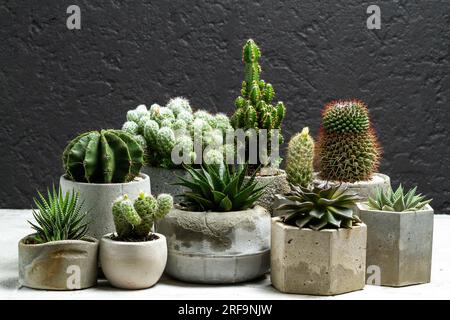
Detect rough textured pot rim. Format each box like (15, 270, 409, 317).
(314, 172, 389, 185)
(143, 165, 186, 170)
(101, 232, 166, 246)
(253, 168, 286, 177)
(171, 204, 266, 215)
(272, 217, 366, 233)
(19, 234, 99, 247)
(356, 202, 433, 214)
(59, 173, 149, 186)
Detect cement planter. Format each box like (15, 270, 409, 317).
(157, 205, 270, 284)
(356, 202, 434, 287)
(245, 168, 290, 215)
(60, 174, 151, 239)
(18, 235, 99, 290)
(271, 218, 367, 295)
(141, 166, 188, 196)
(313, 172, 391, 201)
(100, 233, 167, 289)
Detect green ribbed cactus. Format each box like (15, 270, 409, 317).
(63, 129, 144, 183)
(286, 127, 314, 187)
(230, 39, 286, 167)
(112, 192, 173, 240)
(316, 99, 381, 182)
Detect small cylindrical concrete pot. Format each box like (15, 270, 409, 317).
(356, 202, 434, 287)
(245, 168, 290, 215)
(100, 233, 167, 289)
(157, 205, 270, 284)
(60, 174, 151, 239)
(18, 235, 99, 290)
(141, 166, 188, 197)
(313, 172, 391, 201)
(271, 218, 367, 295)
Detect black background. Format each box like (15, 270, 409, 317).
(1, 1, 449, 211)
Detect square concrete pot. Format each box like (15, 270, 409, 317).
(271, 218, 367, 295)
(356, 202, 434, 287)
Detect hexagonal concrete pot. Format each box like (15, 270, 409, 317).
(271, 218, 367, 295)
(18, 235, 99, 290)
(356, 202, 434, 287)
(157, 205, 270, 284)
(60, 174, 151, 239)
(141, 166, 188, 197)
(245, 168, 290, 215)
(100, 233, 167, 289)
(314, 173, 391, 201)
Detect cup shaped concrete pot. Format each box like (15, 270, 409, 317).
(244, 168, 290, 215)
(60, 174, 151, 239)
(18, 235, 99, 290)
(356, 202, 434, 287)
(100, 233, 167, 289)
(141, 166, 188, 196)
(313, 173, 391, 201)
(157, 205, 271, 284)
(271, 218, 367, 295)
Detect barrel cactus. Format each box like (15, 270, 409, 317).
(122, 97, 233, 168)
(286, 127, 314, 187)
(230, 39, 286, 167)
(316, 99, 381, 182)
(112, 192, 173, 240)
(63, 129, 144, 183)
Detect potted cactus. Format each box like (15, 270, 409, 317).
(19, 186, 98, 290)
(157, 163, 270, 284)
(231, 39, 289, 213)
(314, 99, 391, 200)
(60, 129, 150, 239)
(122, 97, 234, 196)
(100, 191, 173, 289)
(285, 127, 315, 188)
(356, 185, 433, 287)
(272, 184, 366, 295)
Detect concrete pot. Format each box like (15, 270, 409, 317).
(271, 218, 367, 295)
(157, 205, 270, 284)
(356, 202, 434, 287)
(60, 174, 151, 239)
(141, 166, 187, 197)
(313, 172, 391, 201)
(245, 168, 290, 215)
(18, 235, 98, 290)
(100, 233, 167, 289)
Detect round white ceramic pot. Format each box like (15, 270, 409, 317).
(100, 233, 167, 289)
(60, 174, 151, 239)
(18, 235, 99, 290)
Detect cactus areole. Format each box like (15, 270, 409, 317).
(62, 129, 144, 183)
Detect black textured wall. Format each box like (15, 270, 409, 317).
(1, 1, 449, 212)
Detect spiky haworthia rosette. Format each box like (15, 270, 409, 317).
(112, 192, 173, 240)
(368, 185, 432, 212)
(230, 39, 286, 168)
(286, 127, 314, 187)
(274, 184, 361, 230)
(316, 99, 380, 182)
(63, 129, 144, 183)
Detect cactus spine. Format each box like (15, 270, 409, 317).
(286, 127, 314, 187)
(63, 130, 144, 183)
(316, 99, 381, 182)
(112, 192, 173, 240)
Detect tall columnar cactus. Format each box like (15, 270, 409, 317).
(316, 99, 381, 182)
(122, 97, 234, 168)
(286, 127, 315, 187)
(63, 129, 144, 183)
(112, 192, 173, 240)
(230, 39, 286, 167)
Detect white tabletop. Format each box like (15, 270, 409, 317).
(1, 209, 449, 300)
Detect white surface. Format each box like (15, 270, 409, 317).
(1, 209, 450, 300)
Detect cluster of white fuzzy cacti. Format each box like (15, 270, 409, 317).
(122, 97, 234, 168)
